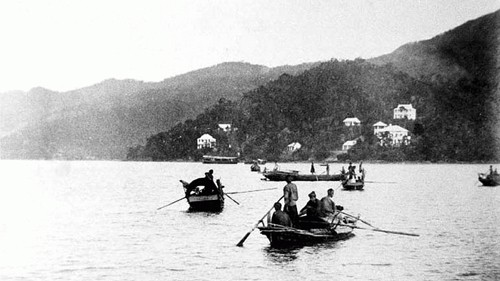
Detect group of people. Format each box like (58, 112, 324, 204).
(271, 176, 342, 227)
(184, 169, 219, 196)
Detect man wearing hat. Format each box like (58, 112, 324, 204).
(299, 191, 320, 218)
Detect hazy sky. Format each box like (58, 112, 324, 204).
(0, 0, 498, 92)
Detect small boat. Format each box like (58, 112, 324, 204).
(262, 170, 343, 181)
(202, 155, 238, 164)
(342, 163, 366, 190)
(478, 169, 500, 186)
(342, 178, 365, 190)
(180, 178, 225, 211)
(258, 218, 356, 247)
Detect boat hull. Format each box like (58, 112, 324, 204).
(342, 180, 364, 190)
(259, 225, 355, 247)
(263, 171, 343, 181)
(187, 194, 224, 212)
(478, 173, 500, 186)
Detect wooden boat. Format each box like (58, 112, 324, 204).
(342, 163, 366, 190)
(478, 172, 500, 186)
(180, 178, 225, 211)
(258, 218, 356, 247)
(202, 155, 238, 164)
(262, 170, 343, 181)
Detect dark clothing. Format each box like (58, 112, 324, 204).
(300, 198, 320, 218)
(272, 210, 292, 227)
(284, 204, 299, 226)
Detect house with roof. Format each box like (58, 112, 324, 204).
(218, 123, 232, 132)
(377, 124, 411, 146)
(373, 121, 388, 135)
(197, 134, 216, 149)
(343, 117, 361, 126)
(342, 140, 357, 151)
(393, 104, 416, 120)
(287, 142, 302, 152)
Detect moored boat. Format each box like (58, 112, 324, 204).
(262, 170, 343, 181)
(180, 177, 225, 212)
(202, 155, 238, 164)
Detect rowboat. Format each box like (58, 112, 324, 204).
(202, 155, 238, 164)
(342, 178, 364, 190)
(262, 170, 344, 181)
(258, 218, 356, 247)
(180, 178, 225, 212)
(478, 172, 500, 186)
(250, 162, 261, 172)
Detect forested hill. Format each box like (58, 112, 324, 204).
(132, 10, 499, 162)
(0, 62, 317, 160)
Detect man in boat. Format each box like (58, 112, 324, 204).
(319, 188, 337, 223)
(270, 202, 292, 227)
(283, 176, 299, 226)
(203, 169, 218, 194)
(299, 191, 320, 218)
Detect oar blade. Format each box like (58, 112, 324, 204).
(236, 232, 251, 247)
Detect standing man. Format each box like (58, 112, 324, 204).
(283, 176, 299, 226)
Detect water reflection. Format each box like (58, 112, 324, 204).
(262, 246, 301, 263)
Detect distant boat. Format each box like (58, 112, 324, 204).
(202, 155, 238, 164)
(180, 178, 225, 212)
(262, 170, 343, 181)
(342, 163, 366, 190)
(478, 167, 499, 186)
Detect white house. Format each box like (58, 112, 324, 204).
(287, 142, 302, 152)
(197, 134, 216, 149)
(343, 117, 361, 127)
(218, 123, 232, 132)
(393, 104, 416, 120)
(378, 124, 411, 146)
(342, 140, 357, 151)
(373, 121, 388, 135)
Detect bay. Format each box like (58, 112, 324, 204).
(0, 160, 498, 281)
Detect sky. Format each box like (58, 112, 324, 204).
(0, 0, 498, 92)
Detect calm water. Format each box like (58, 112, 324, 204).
(0, 161, 498, 281)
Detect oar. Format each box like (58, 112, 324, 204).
(340, 211, 376, 228)
(157, 196, 185, 210)
(236, 195, 285, 247)
(339, 224, 419, 237)
(224, 193, 240, 205)
(225, 187, 277, 194)
(364, 181, 397, 184)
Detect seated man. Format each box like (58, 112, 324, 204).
(271, 202, 292, 227)
(319, 188, 337, 222)
(299, 191, 320, 218)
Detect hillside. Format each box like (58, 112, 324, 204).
(133, 11, 499, 162)
(0, 62, 317, 159)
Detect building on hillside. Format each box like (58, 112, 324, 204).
(393, 104, 416, 120)
(342, 140, 357, 151)
(343, 117, 361, 127)
(197, 134, 216, 149)
(377, 124, 411, 146)
(373, 121, 388, 135)
(287, 142, 302, 152)
(218, 123, 232, 132)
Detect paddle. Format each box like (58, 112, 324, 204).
(339, 211, 376, 228)
(157, 196, 185, 210)
(338, 224, 420, 237)
(236, 195, 285, 247)
(224, 193, 240, 205)
(225, 187, 277, 194)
